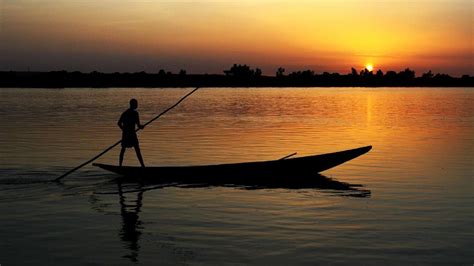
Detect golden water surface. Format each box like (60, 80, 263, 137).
(0, 87, 472, 265)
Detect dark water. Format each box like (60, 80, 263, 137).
(0, 87, 472, 265)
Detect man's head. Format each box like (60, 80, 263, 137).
(129, 98, 138, 110)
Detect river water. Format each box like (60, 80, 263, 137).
(0, 87, 472, 265)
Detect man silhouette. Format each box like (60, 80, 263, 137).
(118, 98, 145, 167)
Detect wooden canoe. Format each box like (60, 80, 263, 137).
(93, 146, 372, 184)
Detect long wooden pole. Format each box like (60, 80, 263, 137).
(54, 87, 200, 182)
(279, 152, 297, 160)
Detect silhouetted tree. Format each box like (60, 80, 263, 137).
(179, 69, 187, 76)
(276, 67, 285, 77)
(433, 73, 453, 82)
(385, 71, 397, 78)
(376, 69, 384, 78)
(351, 68, 359, 76)
(224, 64, 256, 78)
(289, 70, 314, 78)
(398, 68, 415, 80)
(360, 68, 373, 78)
(422, 70, 433, 79)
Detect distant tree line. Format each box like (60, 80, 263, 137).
(1, 64, 472, 87)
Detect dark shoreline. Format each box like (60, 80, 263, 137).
(2, 70, 473, 88)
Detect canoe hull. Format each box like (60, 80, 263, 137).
(93, 146, 372, 184)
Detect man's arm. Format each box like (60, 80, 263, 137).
(117, 114, 123, 130)
(136, 112, 145, 130)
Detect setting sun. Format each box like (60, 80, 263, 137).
(365, 64, 374, 72)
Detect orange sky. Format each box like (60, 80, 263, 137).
(1, 0, 472, 75)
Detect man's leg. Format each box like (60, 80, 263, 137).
(134, 144, 145, 167)
(119, 147, 126, 166)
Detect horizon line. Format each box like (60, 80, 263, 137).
(2, 67, 472, 78)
